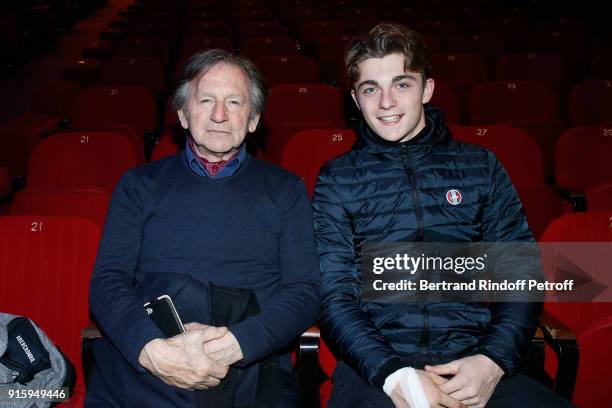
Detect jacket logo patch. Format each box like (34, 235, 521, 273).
(446, 189, 462, 205)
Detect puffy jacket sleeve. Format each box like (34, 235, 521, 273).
(312, 166, 407, 389)
(469, 152, 543, 376)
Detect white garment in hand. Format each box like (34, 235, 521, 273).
(383, 367, 429, 408)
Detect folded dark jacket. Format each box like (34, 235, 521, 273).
(142, 274, 282, 407)
(92, 273, 282, 408)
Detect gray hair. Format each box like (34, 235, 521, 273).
(172, 49, 268, 122)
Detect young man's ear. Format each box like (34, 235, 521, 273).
(177, 109, 189, 129)
(350, 89, 361, 111)
(422, 78, 435, 104)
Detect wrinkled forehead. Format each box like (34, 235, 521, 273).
(189, 62, 251, 99)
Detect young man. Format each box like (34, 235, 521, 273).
(87, 49, 321, 407)
(312, 24, 574, 408)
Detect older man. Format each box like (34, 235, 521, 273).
(87, 49, 321, 407)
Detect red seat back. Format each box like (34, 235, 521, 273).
(10, 188, 111, 228)
(113, 37, 169, 67)
(573, 316, 612, 408)
(151, 134, 182, 162)
(431, 53, 488, 84)
(243, 36, 298, 58)
(254, 55, 319, 86)
(429, 82, 460, 125)
(264, 84, 345, 163)
(470, 80, 560, 124)
(70, 85, 157, 137)
(540, 212, 612, 333)
(450, 125, 544, 188)
(98, 57, 165, 94)
(568, 80, 612, 126)
(496, 53, 567, 83)
(280, 129, 356, 197)
(27, 131, 142, 194)
(554, 126, 612, 192)
(586, 183, 612, 211)
(0, 215, 101, 395)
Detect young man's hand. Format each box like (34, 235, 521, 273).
(425, 355, 503, 407)
(389, 369, 466, 408)
(138, 325, 229, 389)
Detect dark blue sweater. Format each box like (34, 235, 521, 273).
(89, 152, 321, 375)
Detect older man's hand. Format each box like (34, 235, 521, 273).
(186, 322, 244, 366)
(138, 326, 229, 390)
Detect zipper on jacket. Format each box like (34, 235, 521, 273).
(401, 145, 425, 242)
(402, 145, 429, 348)
(421, 305, 429, 349)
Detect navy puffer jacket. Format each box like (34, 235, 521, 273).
(312, 107, 542, 389)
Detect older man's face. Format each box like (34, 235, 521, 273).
(178, 63, 259, 161)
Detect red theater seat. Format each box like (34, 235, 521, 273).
(264, 84, 345, 163)
(243, 36, 299, 58)
(448, 32, 505, 61)
(496, 53, 567, 83)
(237, 21, 289, 40)
(555, 126, 612, 193)
(568, 80, 612, 126)
(98, 57, 165, 95)
(431, 53, 488, 84)
(586, 183, 612, 211)
(254, 55, 319, 86)
(280, 129, 356, 197)
(113, 37, 169, 67)
(540, 212, 612, 332)
(429, 82, 460, 125)
(469, 80, 565, 178)
(27, 131, 142, 194)
(451, 125, 562, 238)
(178, 36, 234, 61)
(539, 211, 612, 400)
(10, 188, 111, 228)
(151, 134, 182, 162)
(572, 316, 612, 408)
(69, 85, 156, 141)
(0, 215, 101, 406)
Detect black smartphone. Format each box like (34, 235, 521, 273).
(144, 294, 186, 338)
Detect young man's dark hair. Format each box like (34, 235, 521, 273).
(312, 23, 575, 408)
(345, 23, 432, 86)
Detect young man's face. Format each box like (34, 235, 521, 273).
(178, 63, 259, 162)
(351, 53, 434, 143)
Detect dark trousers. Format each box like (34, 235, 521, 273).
(328, 361, 575, 408)
(85, 339, 300, 408)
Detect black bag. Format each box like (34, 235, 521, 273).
(0, 313, 76, 407)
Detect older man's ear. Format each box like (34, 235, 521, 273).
(177, 109, 189, 130)
(248, 115, 260, 133)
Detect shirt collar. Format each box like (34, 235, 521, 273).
(184, 139, 246, 179)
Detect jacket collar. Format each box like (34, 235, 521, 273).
(353, 106, 452, 161)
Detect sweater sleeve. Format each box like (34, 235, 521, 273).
(229, 179, 321, 366)
(468, 152, 542, 376)
(89, 171, 165, 373)
(312, 168, 408, 389)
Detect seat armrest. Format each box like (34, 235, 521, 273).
(297, 325, 321, 407)
(556, 188, 586, 211)
(81, 321, 102, 389)
(539, 311, 578, 400)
